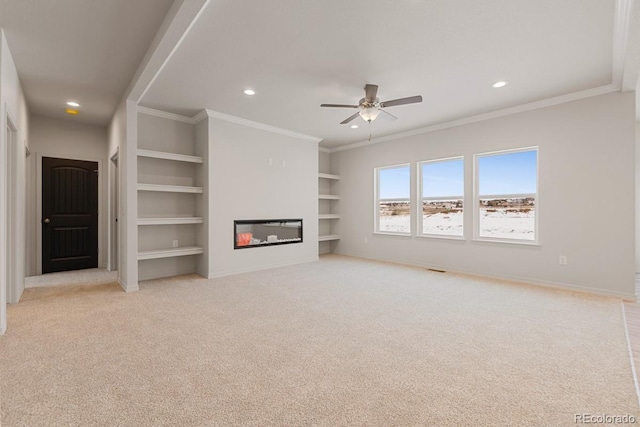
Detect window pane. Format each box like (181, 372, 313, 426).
(422, 159, 464, 198)
(422, 199, 463, 236)
(377, 165, 410, 234)
(478, 150, 537, 196)
(477, 148, 537, 241)
(420, 158, 463, 237)
(479, 197, 535, 240)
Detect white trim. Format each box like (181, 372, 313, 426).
(203, 109, 323, 143)
(135, 0, 212, 103)
(318, 235, 340, 241)
(207, 256, 319, 279)
(613, 0, 634, 88)
(137, 106, 195, 124)
(191, 110, 208, 124)
(621, 303, 640, 408)
(334, 251, 637, 300)
(329, 84, 619, 153)
(318, 146, 331, 154)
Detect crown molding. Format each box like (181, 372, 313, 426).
(318, 146, 331, 153)
(329, 84, 619, 153)
(613, 0, 635, 89)
(202, 109, 322, 143)
(136, 106, 195, 123)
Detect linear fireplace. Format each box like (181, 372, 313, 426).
(234, 219, 303, 249)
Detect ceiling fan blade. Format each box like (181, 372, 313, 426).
(380, 109, 398, 121)
(364, 84, 378, 103)
(320, 103, 359, 108)
(380, 95, 423, 108)
(340, 112, 361, 124)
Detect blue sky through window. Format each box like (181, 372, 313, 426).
(422, 159, 464, 198)
(379, 166, 410, 199)
(478, 150, 537, 195)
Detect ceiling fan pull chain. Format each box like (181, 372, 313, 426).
(369, 121, 372, 142)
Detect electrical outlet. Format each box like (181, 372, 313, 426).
(559, 255, 567, 265)
(173, 240, 179, 248)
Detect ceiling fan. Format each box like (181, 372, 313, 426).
(320, 84, 422, 124)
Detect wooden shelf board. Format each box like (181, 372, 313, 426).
(318, 235, 340, 241)
(138, 217, 203, 226)
(138, 246, 204, 261)
(137, 149, 203, 163)
(318, 194, 340, 200)
(318, 173, 340, 180)
(137, 183, 203, 193)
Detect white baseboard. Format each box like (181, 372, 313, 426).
(208, 257, 320, 279)
(334, 251, 637, 301)
(119, 279, 139, 293)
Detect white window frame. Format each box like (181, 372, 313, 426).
(374, 163, 411, 236)
(417, 156, 465, 240)
(473, 146, 539, 245)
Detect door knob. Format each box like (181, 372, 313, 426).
(43, 218, 50, 224)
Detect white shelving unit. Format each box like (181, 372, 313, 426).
(318, 172, 340, 246)
(136, 113, 205, 282)
(137, 183, 203, 193)
(138, 246, 204, 261)
(138, 217, 203, 226)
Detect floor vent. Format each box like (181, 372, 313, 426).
(427, 268, 446, 273)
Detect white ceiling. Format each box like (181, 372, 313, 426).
(0, 0, 174, 125)
(140, 0, 618, 148)
(0, 1, 634, 147)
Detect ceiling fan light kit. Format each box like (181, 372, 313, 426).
(321, 84, 422, 125)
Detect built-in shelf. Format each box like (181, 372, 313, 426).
(318, 194, 340, 200)
(138, 246, 204, 261)
(137, 149, 203, 163)
(137, 183, 203, 193)
(318, 173, 340, 180)
(138, 217, 203, 226)
(318, 235, 340, 242)
(319, 214, 340, 219)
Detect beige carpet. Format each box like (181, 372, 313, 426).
(1, 254, 638, 426)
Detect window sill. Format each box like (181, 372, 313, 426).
(417, 234, 465, 242)
(373, 232, 412, 237)
(472, 238, 540, 247)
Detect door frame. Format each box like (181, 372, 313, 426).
(6, 112, 20, 303)
(108, 148, 118, 272)
(36, 153, 104, 275)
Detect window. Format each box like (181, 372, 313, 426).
(418, 157, 464, 237)
(375, 164, 411, 234)
(475, 148, 538, 242)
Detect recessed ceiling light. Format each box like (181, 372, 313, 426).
(65, 108, 79, 115)
(66, 101, 80, 107)
(492, 81, 508, 88)
(350, 125, 359, 129)
(243, 89, 256, 96)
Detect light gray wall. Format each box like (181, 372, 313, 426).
(1, 29, 29, 334)
(333, 92, 636, 298)
(208, 117, 318, 277)
(26, 114, 108, 275)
